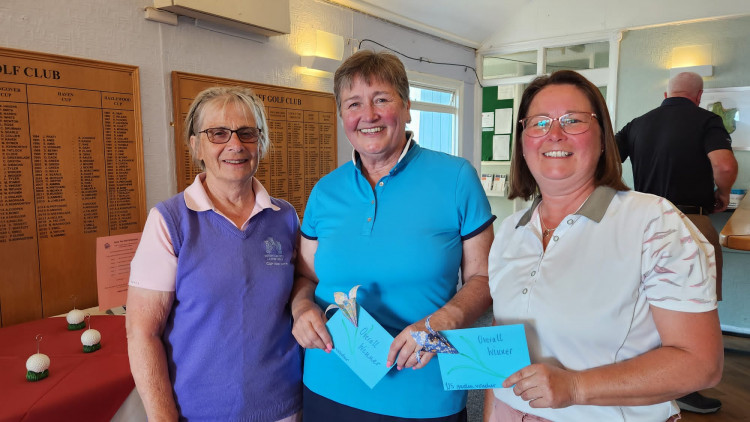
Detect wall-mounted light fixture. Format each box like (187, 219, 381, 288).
(669, 44, 713, 78)
(300, 30, 344, 78)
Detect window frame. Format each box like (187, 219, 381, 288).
(478, 30, 622, 123)
(406, 71, 464, 157)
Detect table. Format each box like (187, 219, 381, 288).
(0, 315, 134, 422)
(720, 193, 750, 250)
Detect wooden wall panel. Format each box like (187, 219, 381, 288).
(0, 48, 145, 326)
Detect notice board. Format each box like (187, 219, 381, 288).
(171, 72, 337, 218)
(481, 85, 515, 161)
(0, 47, 146, 326)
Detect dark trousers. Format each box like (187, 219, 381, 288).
(302, 385, 468, 422)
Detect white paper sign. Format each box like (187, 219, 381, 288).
(493, 134, 510, 161)
(482, 112, 494, 128)
(494, 108, 513, 134)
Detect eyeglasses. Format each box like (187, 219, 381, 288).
(198, 127, 262, 144)
(520, 112, 598, 137)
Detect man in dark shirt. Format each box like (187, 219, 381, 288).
(616, 71, 738, 414)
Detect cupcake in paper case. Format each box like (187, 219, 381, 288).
(26, 353, 50, 382)
(81, 329, 101, 353)
(66, 309, 86, 330)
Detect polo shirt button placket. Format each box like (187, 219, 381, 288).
(525, 267, 537, 295)
(370, 182, 384, 228)
(551, 218, 575, 243)
(362, 193, 377, 234)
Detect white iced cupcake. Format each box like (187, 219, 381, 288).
(66, 309, 85, 330)
(81, 328, 101, 353)
(26, 353, 50, 381)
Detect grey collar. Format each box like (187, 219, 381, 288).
(515, 186, 618, 228)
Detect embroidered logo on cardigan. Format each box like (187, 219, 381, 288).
(263, 237, 286, 266)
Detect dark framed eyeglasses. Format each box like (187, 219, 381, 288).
(520, 112, 598, 138)
(198, 127, 262, 144)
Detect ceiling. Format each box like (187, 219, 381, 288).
(326, 0, 520, 49)
(325, 1, 750, 51)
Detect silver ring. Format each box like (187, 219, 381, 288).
(415, 349, 422, 364)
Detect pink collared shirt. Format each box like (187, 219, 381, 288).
(128, 173, 280, 291)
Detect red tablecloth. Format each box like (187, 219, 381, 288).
(0, 315, 134, 422)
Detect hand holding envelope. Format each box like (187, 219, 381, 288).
(410, 315, 459, 364)
(324, 286, 531, 391)
(291, 293, 333, 353)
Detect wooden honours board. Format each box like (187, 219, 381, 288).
(0, 48, 145, 326)
(171, 72, 337, 218)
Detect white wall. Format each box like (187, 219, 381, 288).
(0, 0, 477, 208)
(481, 0, 750, 49)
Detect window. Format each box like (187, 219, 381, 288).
(545, 41, 610, 74)
(479, 32, 620, 123)
(482, 50, 538, 79)
(406, 73, 462, 156)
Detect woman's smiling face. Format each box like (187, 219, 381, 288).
(191, 100, 259, 188)
(522, 83, 602, 194)
(339, 75, 411, 165)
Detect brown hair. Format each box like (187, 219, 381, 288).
(333, 50, 410, 112)
(508, 70, 629, 200)
(184, 86, 269, 170)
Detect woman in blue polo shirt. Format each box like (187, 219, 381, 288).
(290, 50, 495, 421)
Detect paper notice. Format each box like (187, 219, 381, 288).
(493, 134, 510, 161)
(494, 108, 513, 134)
(482, 112, 494, 128)
(96, 232, 141, 311)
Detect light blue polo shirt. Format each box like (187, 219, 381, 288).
(301, 138, 495, 418)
